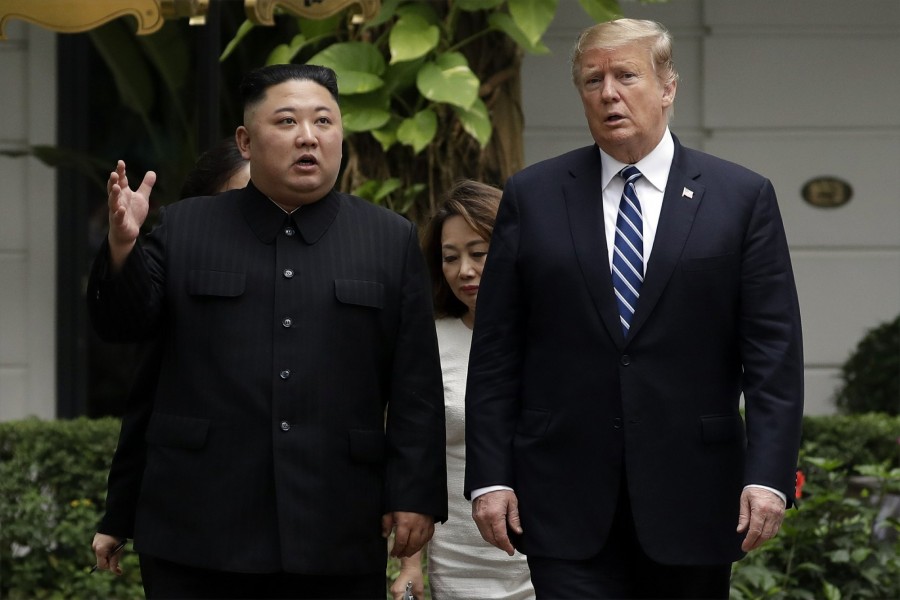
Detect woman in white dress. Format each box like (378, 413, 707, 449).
(391, 180, 534, 600)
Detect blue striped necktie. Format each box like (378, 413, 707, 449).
(612, 165, 644, 337)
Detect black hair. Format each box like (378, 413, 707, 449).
(239, 64, 339, 111)
(179, 137, 248, 198)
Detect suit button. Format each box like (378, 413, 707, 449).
(282, 317, 292, 328)
(283, 268, 294, 278)
(279, 370, 291, 380)
(280, 421, 290, 431)
(613, 418, 623, 429)
(284, 227, 295, 236)
(620, 355, 631, 366)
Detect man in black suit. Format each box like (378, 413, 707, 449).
(88, 64, 447, 599)
(464, 19, 803, 599)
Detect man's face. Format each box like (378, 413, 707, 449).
(236, 79, 343, 209)
(575, 42, 675, 164)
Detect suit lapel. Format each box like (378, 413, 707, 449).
(563, 146, 624, 347)
(628, 143, 703, 340)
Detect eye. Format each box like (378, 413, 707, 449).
(317, 116, 332, 125)
(472, 251, 488, 259)
(442, 255, 458, 264)
(279, 117, 296, 125)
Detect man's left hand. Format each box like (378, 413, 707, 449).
(737, 487, 785, 551)
(382, 512, 434, 558)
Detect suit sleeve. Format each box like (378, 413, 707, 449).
(87, 211, 168, 343)
(463, 181, 525, 499)
(383, 223, 448, 522)
(97, 342, 161, 538)
(739, 179, 804, 503)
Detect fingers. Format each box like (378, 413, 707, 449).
(472, 490, 518, 556)
(389, 512, 434, 558)
(738, 487, 785, 552)
(91, 533, 125, 574)
(138, 170, 157, 198)
(381, 513, 393, 539)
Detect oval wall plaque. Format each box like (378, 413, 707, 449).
(801, 176, 852, 208)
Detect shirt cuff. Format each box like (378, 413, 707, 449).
(744, 484, 787, 507)
(470, 485, 513, 500)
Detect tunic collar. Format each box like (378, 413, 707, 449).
(240, 181, 341, 245)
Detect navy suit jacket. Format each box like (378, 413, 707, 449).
(464, 137, 803, 565)
(89, 182, 447, 574)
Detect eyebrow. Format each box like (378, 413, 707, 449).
(273, 105, 334, 114)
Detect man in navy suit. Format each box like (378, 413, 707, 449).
(464, 19, 803, 599)
(89, 64, 447, 599)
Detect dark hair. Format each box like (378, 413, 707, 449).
(239, 64, 339, 111)
(180, 137, 248, 198)
(422, 179, 502, 318)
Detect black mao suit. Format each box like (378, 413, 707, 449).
(464, 136, 803, 565)
(89, 182, 447, 575)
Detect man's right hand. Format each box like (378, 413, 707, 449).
(107, 160, 155, 272)
(471, 489, 522, 556)
(91, 533, 125, 575)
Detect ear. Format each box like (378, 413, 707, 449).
(661, 79, 677, 108)
(235, 126, 251, 159)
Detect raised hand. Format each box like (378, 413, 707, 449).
(107, 160, 156, 271)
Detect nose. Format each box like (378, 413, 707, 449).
(459, 256, 477, 278)
(296, 122, 317, 148)
(600, 77, 619, 102)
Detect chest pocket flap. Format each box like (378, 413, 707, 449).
(334, 279, 384, 309)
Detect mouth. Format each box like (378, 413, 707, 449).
(605, 114, 626, 124)
(295, 154, 318, 167)
(461, 285, 479, 294)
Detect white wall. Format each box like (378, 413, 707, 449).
(0, 21, 57, 420)
(522, 0, 900, 414)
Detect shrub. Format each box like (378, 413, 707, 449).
(0, 417, 143, 599)
(730, 458, 900, 600)
(834, 315, 900, 416)
(801, 413, 900, 470)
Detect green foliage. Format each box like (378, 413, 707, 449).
(2, 412, 899, 598)
(801, 413, 900, 470)
(0, 417, 143, 599)
(730, 458, 900, 600)
(834, 315, 900, 416)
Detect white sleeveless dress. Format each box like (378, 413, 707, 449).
(428, 318, 534, 600)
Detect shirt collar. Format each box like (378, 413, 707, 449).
(240, 181, 340, 244)
(598, 128, 674, 193)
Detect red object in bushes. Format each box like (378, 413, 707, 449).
(795, 469, 806, 499)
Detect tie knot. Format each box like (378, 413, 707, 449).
(620, 165, 643, 184)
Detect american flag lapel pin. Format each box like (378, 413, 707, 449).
(682, 187, 694, 199)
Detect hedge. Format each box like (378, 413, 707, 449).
(2, 414, 899, 599)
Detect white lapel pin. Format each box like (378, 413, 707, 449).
(682, 187, 694, 199)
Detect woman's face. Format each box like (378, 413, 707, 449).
(440, 215, 489, 319)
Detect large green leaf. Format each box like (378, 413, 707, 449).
(488, 12, 550, 55)
(339, 92, 392, 132)
(577, 0, 623, 23)
(416, 52, 479, 109)
(307, 42, 386, 95)
(395, 2, 441, 25)
(370, 118, 400, 151)
(456, 0, 505, 10)
(266, 34, 308, 66)
(509, 0, 557, 46)
(364, 0, 402, 29)
(389, 14, 440, 64)
(220, 19, 255, 62)
(297, 13, 343, 38)
(397, 109, 438, 154)
(452, 97, 492, 148)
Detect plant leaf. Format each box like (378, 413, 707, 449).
(488, 12, 550, 55)
(577, 0, 624, 23)
(456, 0, 505, 10)
(508, 0, 557, 46)
(220, 19, 255, 62)
(307, 42, 386, 95)
(389, 14, 440, 64)
(416, 52, 479, 109)
(453, 97, 492, 148)
(266, 34, 308, 66)
(397, 109, 437, 154)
